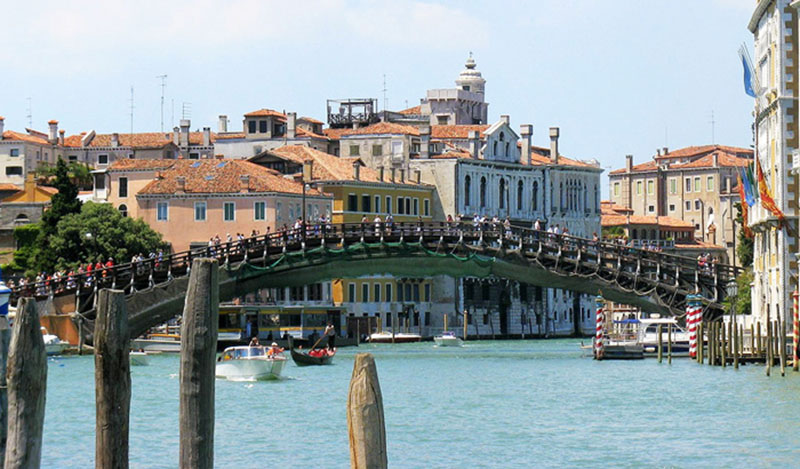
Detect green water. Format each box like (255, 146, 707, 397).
(41, 340, 800, 468)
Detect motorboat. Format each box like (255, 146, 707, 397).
(637, 318, 691, 357)
(433, 331, 463, 347)
(41, 327, 70, 356)
(131, 333, 181, 353)
(129, 351, 150, 366)
(215, 346, 287, 381)
(368, 331, 422, 344)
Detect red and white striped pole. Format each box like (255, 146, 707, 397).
(793, 290, 798, 372)
(688, 295, 699, 359)
(594, 295, 604, 360)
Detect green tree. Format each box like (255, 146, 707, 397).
(35, 158, 82, 271)
(3, 224, 41, 274)
(723, 202, 753, 316)
(47, 202, 166, 270)
(34, 161, 93, 190)
(735, 202, 753, 268)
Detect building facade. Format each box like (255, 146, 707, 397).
(214, 110, 331, 159)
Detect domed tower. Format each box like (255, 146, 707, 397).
(455, 53, 486, 98)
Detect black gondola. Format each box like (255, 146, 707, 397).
(288, 336, 335, 366)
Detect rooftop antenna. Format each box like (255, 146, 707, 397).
(171, 99, 175, 129)
(382, 74, 388, 112)
(25, 97, 32, 128)
(710, 110, 715, 144)
(182, 102, 192, 120)
(157, 74, 167, 132)
(129, 86, 135, 135)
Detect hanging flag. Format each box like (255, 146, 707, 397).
(737, 171, 754, 238)
(741, 166, 756, 207)
(756, 157, 787, 224)
(739, 45, 757, 98)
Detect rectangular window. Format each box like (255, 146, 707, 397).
(669, 204, 675, 212)
(694, 200, 701, 211)
(424, 284, 430, 302)
(98, 154, 109, 165)
(424, 199, 430, 216)
(349, 145, 360, 156)
(372, 144, 382, 156)
(5, 167, 22, 176)
(669, 178, 676, 194)
(361, 284, 369, 303)
(374, 284, 381, 303)
(361, 194, 371, 212)
(248, 121, 257, 133)
(406, 284, 412, 302)
(397, 197, 405, 214)
(189, 153, 199, 160)
(685, 178, 691, 192)
(693, 177, 700, 192)
(254, 201, 266, 220)
(9, 149, 19, 157)
(406, 198, 411, 215)
(157, 202, 168, 221)
(648, 205, 655, 213)
(223, 202, 235, 221)
(68, 155, 78, 162)
(374, 195, 381, 214)
(348, 194, 358, 211)
(706, 176, 714, 191)
(613, 182, 620, 197)
(386, 196, 392, 214)
(412, 284, 420, 302)
(119, 177, 128, 197)
(259, 120, 267, 133)
(276, 202, 283, 222)
(647, 180, 654, 195)
(194, 201, 207, 221)
(685, 200, 691, 211)
(413, 198, 419, 215)
(636, 181, 642, 195)
(397, 283, 404, 302)
(385, 284, 392, 303)
(348, 283, 356, 303)
(425, 312, 431, 327)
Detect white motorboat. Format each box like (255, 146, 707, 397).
(41, 327, 70, 356)
(434, 331, 463, 347)
(215, 346, 287, 381)
(368, 331, 422, 343)
(129, 351, 150, 366)
(638, 318, 691, 357)
(131, 333, 181, 353)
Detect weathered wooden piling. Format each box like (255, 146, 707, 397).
(733, 322, 739, 369)
(4, 298, 47, 469)
(756, 322, 763, 359)
(720, 321, 726, 368)
(347, 353, 387, 469)
(667, 323, 672, 364)
(780, 316, 787, 377)
(179, 258, 219, 469)
(657, 325, 663, 363)
(766, 318, 772, 377)
(0, 308, 11, 464)
(708, 322, 715, 366)
(94, 290, 131, 469)
(697, 321, 704, 364)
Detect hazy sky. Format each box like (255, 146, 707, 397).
(1, 0, 755, 195)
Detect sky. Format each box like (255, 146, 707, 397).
(0, 0, 756, 196)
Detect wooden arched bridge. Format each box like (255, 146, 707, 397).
(13, 222, 739, 340)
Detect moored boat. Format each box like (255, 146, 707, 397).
(131, 333, 181, 353)
(368, 331, 422, 343)
(129, 351, 150, 366)
(215, 345, 286, 381)
(290, 347, 335, 366)
(433, 331, 463, 347)
(41, 327, 70, 356)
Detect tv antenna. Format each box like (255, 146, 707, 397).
(382, 74, 388, 112)
(26, 97, 32, 128)
(157, 74, 167, 132)
(129, 86, 135, 134)
(182, 102, 192, 120)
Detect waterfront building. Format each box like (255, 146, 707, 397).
(0, 117, 64, 185)
(0, 174, 56, 250)
(329, 122, 421, 173)
(214, 110, 331, 159)
(608, 145, 752, 266)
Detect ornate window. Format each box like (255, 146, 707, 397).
(465, 175, 471, 207)
(480, 176, 487, 208)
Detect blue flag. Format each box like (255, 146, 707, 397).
(741, 166, 756, 207)
(740, 50, 756, 98)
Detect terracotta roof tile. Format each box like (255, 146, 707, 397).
(430, 125, 489, 139)
(298, 116, 323, 125)
(655, 144, 752, 160)
(323, 128, 348, 140)
(107, 159, 177, 171)
(397, 105, 422, 115)
(610, 145, 754, 174)
(244, 108, 286, 119)
(215, 132, 246, 140)
(600, 200, 634, 215)
(670, 152, 751, 169)
(1, 130, 50, 145)
(609, 160, 659, 175)
(601, 214, 694, 229)
(139, 159, 322, 196)
(338, 122, 420, 137)
(267, 145, 383, 183)
(0, 184, 21, 191)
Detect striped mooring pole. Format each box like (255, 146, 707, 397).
(687, 295, 699, 359)
(793, 290, 798, 372)
(594, 295, 604, 360)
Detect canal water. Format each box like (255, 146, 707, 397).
(43, 339, 800, 468)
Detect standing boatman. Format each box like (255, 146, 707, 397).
(324, 323, 336, 350)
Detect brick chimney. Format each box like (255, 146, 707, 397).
(520, 124, 532, 165)
(176, 176, 187, 193)
(218, 115, 228, 133)
(549, 127, 560, 164)
(287, 112, 297, 139)
(468, 130, 480, 159)
(420, 126, 431, 159)
(58, 129, 65, 146)
(378, 166, 385, 182)
(352, 161, 360, 181)
(712, 153, 719, 167)
(111, 133, 120, 148)
(48, 120, 59, 144)
(179, 119, 190, 148)
(500, 115, 510, 125)
(626, 154, 633, 172)
(240, 175, 250, 192)
(303, 159, 313, 182)
(0, 116, 4, 138)
(202, 127, 211, 147)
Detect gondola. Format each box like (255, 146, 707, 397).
(288, 337, 335, 366)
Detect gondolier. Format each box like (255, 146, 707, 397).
(324, 323, 336, 349)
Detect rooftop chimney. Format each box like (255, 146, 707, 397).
(656, 148, 661, 157)
(420, 126, 431, 159)
(58, 129, 65, 146)
(390, 167, 396, 183)
(399, 168, 405, 183)
(626, 154, 633, 172)
(179, 119, 190, 148)
(0, 116, 4, 138)
(287, 112, 297, 139)
(352, 161, 360, 181)
(202, 127, 211, 147)
(712, 153, 719, 168)
(111, 133, 120, 148)
(48, 120, 59, 144)
(176, 176, 186, 193)
(240, 175, 250, 192)
(662, 146, 668, 155)
(500, 115, 510, 125)
(172, 127, 180, 145)
(468, 130, 480, 159)
(414, 169, 421, 184)
(378, 166, 385, 182)
(82, 130, 95, 147)
(549, 127, 560, 164)
(218, 115, 228, 133)
(303, 159, 313, 182)
(520, 124, 532, 165)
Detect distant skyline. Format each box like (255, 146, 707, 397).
(1, 0, 755, 196)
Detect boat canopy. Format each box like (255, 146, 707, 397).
(613, 319, 640, 324)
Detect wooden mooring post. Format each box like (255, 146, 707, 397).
(657, 325, 663, 363)
(780, 316, 787, 377)
(95, 290, 131, 469)
(756, 322, 763, 360)
(0, 297, 11, 464)
(179, 258, 219, 469)
(347, 353, 388, 469)
(667, 323, 672, 364)
(4, 298, 47, 469)
(697, 321, 704, 364)
(766, 318, 772, 377)
(720, 321, 726, 368)
(733, 322, 739, 370)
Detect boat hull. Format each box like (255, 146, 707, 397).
(45, 343, 70, 356)
(290, 348, 334, 366)
(433, 336, 463, 347)
(129, 352, 150, 366)
(368, 333, 422, 343)
(131, 339, 181, 353)
(216, 357, 286, 381)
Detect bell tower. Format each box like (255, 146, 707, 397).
(455, 52, 486, 98)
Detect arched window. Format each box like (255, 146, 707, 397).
(464, 175, 471, 207)
(480, 176, 487, 208)
(594, 184, 598, 213)
(559, 182, 564, 212)
(632, 229, 638, 239)
(583, 183, 588, 212)
(505, 142, 510, 157)
(499, 178, 506, 209)
(499, 131, 505, 141)
(493, 141, 498, 156)
(13, 214, 30, 225)
(532, 181, 539, 211)
(517, 180, 524, 211)
(119, 204, 128, 217)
